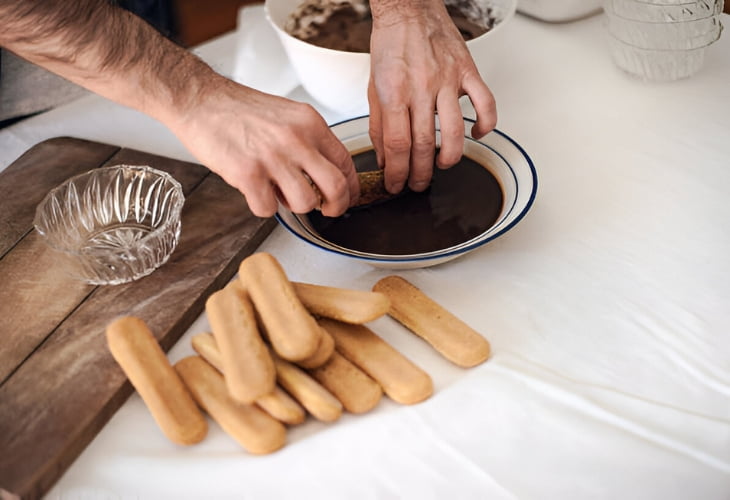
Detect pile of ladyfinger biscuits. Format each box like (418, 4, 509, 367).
(106, 252, 490, 455)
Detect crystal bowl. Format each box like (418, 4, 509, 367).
(34, 165, 184, 285)
(607, 32, 711, 80)
(276, 115, 538, 269)
(604, 0, 724, 23)
(605, 10, 723, 49)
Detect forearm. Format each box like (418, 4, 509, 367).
(0, 0, 217, 124)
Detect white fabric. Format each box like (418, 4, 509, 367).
(1, 6, 728, 500)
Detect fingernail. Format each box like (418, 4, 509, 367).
(410, 180, 429, 192)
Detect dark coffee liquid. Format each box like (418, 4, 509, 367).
(306, 149, 503, 255)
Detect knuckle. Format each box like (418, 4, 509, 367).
(441, 126, 464, 143)
(327, 173, 349, 196)
(246, 193, 277, 218)
(412, 131, 435, 151)
(289, 190, 319, 214)
(291, 102, 322, 125)
(384, 135, 411, 155)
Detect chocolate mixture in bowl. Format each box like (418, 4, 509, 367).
(305, 148, 504, 255)
(286, 0, 496, 53)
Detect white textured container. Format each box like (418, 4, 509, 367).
(517, 0, 603, 21)
(265, 0, 517, 116)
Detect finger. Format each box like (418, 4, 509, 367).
(271, 159, 321, 214)
(304, 155, 352, 217)
(435, 88, 466, 169)
(380, 104, 412, 194)
(462, 71, 497, 139)
(407, 94, 436, 192)
(317, 129, 359, 207)
(239, 176, 279, 218)
(367, 78, 385, 169)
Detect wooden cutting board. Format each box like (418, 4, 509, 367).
(0, 137, 277, 500)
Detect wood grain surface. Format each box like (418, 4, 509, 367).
(0, 137, 277, 500)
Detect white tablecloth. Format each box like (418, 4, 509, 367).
(2, 7, 729, 500)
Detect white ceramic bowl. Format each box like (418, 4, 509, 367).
(276, 115, 537, 269)
(517, 0, 603, 22)
(264, 0, 517, 116)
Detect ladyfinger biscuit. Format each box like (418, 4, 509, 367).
(373, 276, 491, 367)
(205, 282, 276, 404)
(319, 318, 433, 405)
(255, 386, 307, 426)
(309, 352, 383, 414)
(238, 252, 322, 361)
(293, 281, 390, 324)
(175, 356, 286, 455)
(191, 333, 306, 425)
(295, 327, 335, 369)
(191, 332, 223, 372)
(273, 355, 343, 422)
(106, 316, 207, 446)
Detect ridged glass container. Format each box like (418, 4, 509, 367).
(34, 165, 184, 285)
(606, 10, 723, 49)
(603, 0, 724, 81)
(607, 34, 709, 80)
(605, 0, 724, 22)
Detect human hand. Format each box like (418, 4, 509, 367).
(166, 76, 359, 218)
(0, 0, 358, 218)
(368, 0, 497, 194)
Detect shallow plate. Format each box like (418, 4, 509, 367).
(276, 116, 537, 269)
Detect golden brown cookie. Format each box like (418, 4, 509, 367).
(293, 281, 390, 324)
(191, 332, 306, 425)
(309, 351, 383, 414)
(205, 282, 276, 403)
(319, 318, 433, 405)
(373, 275, 491, 367)
(239, 253, 322, 361)
(106, 316, 207, 446)
(295, 327, 336, 369)
(175, 356, 287, 455)
(273, 354, 343, 422)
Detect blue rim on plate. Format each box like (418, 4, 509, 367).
(275, 115, 538, 266)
